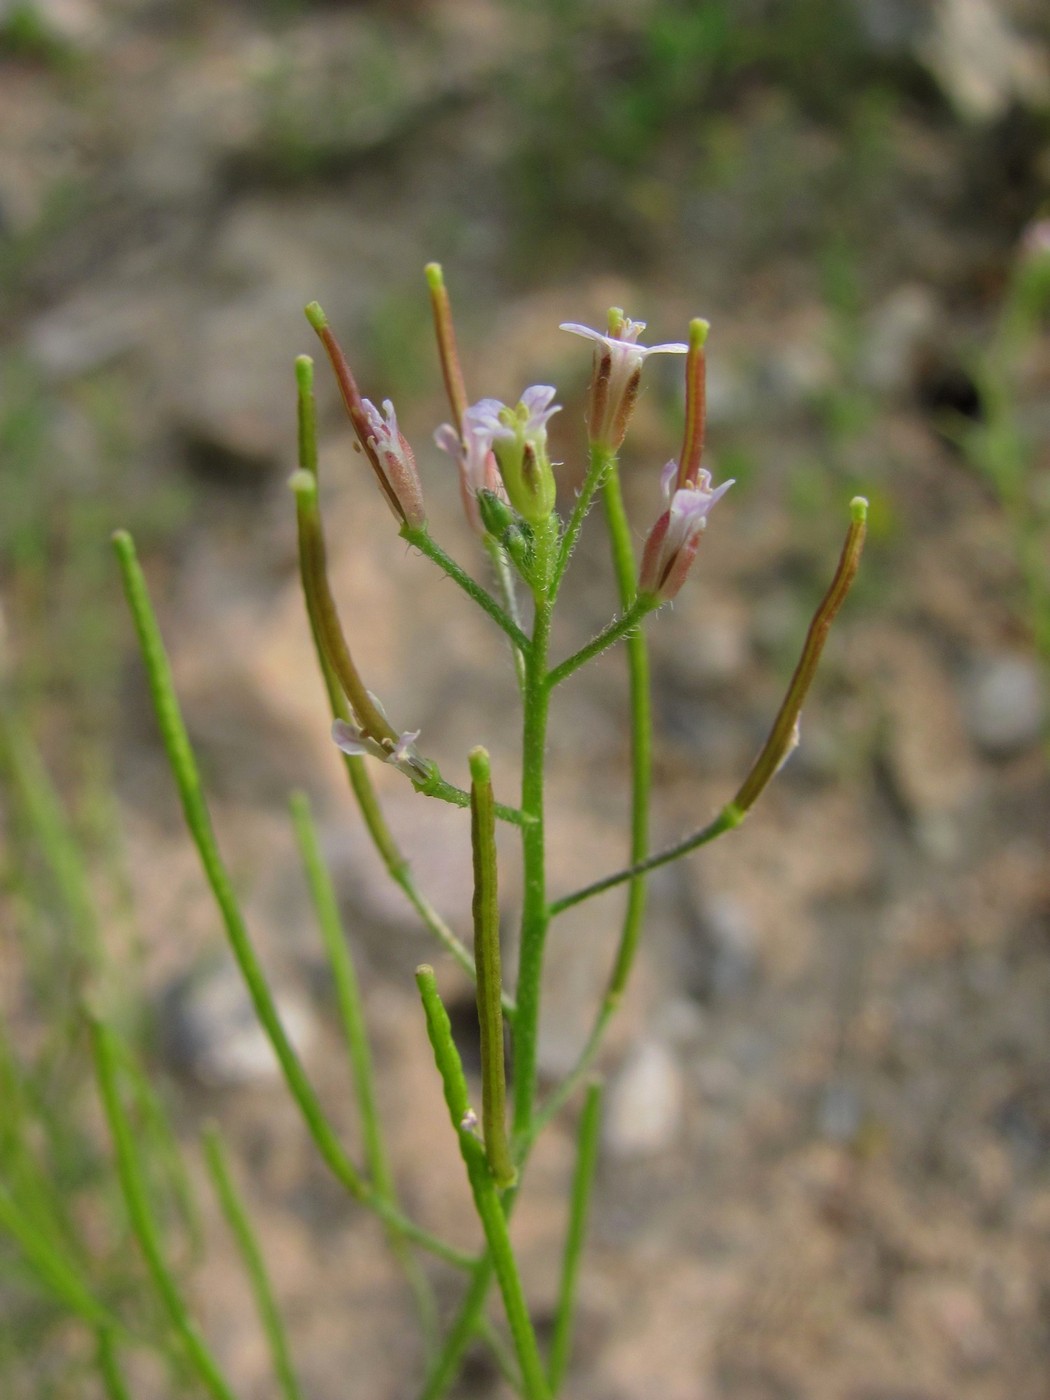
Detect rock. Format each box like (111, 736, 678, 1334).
(160, 960, 317, 1088)
(866, 628, 982, 846)
(28, 283, 156, 379)
(817, 1079, 864, 1144)
(707, 896, 760, 1001)
(603, 1039, 684, 1159)
(165, 290, 305, 478)
(961, 652, 1045, 757)
(679, 893, 760, 1005)
(919, 0, 1050, 123)
(859, 285, 940, 397)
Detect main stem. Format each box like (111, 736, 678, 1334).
(511, 518, 558, 1145)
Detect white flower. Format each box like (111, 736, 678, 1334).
(331, 718, 429, 782)
(560, 316, 687, 449)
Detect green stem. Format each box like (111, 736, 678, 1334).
(112, 531, 470, 1272)
(416, 968, 551, 1400)
(548, 1082, 603, 1393)
(549, 805, 743, 917)
(485, 534, 528, 692)
(202, 1125, 304, 1400)
(551, 444, 614, 598)
(546, 597, 653, 690)
(529, 466, 654, 1159)
(414, 768, 532, 829)
(289, 791, 438, 1350)
(511, 577, 555, 1145)
(469, 748, 516, 1189)
(403, 525, 532, 655)
(91, 1019, 239, 1400)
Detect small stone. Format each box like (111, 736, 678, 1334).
(817, 1079, 863, 1144)
(160, 961, 316, 1088)
(962, 652, 1046, 758)
(859, 284, 940, 396)
(704, 896, 760, 1001)
(603, 1040, 684, 1159)
(919, 0, 1049, 122)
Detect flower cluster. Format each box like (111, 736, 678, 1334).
(308, 292, 733, 775)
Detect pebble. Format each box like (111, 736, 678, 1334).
(961, 652, 1046, 758)
(603, 1039, 684, 1159)
(160, 960, 317, 1088)
(919, 0, 1049, 122)
(859, 284, 939, 396)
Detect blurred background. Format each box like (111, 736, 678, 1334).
(1, 0, 1049, 1396)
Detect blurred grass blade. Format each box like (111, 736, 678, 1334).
(202, 1125, 303, 1400)
(548, 1081, 602, 1392)
(0, 1183, 115, 1330)
(0, 702, 100, 964)
(114, 1032, 203, 1259)
(112, 530, 467, 1271)
(91, 1016, 239, 1400)
(96, 1327, 134, 1400)
(289, 789, 438, 1348)
(288, 791, 390, 1199)
(111, 529, 368, 1202)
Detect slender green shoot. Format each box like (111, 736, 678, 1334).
(111, 529, 367, 1201)
(403, 524, 532, 656)
(551, 444, 615, 597)
(91, 1018, 238, 1400)
(548, 1081, 603, 1392)
(546, 597, 654, 690)
(202, 1125, 304, 1400)
(289, 792, 392, 1200)
(111, 530, 469, 1271)
(0, 1183, 116, 1331)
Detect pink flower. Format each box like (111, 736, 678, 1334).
(560, 313, 687, 450)
(638, 460, 733, 603)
